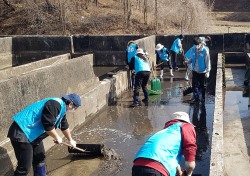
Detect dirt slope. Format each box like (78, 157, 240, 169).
(0, 0, 249, 35)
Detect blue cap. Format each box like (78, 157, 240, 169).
(62, 93, 81, 107)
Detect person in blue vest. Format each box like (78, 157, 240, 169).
(184, 36, 211, 81)
(184, 37, 211, 103)
(126, 41, 139, 89)
(170, 34, 184, 71)
(155, 43, 174, 78)
(132, 111, 197, 176)
(129, 48, 151, 107)
(7, 93, 82, 176)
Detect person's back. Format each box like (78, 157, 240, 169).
(170, 35, 184, 71)
(132, 112, 197, 176)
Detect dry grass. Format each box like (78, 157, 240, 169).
(0, 0, 221, 35)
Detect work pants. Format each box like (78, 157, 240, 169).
(192, 71, 206, 100)
(171, 50, 178, 69)
(11, 140, 46, 176)
(133, 71, 150, 103)
(132, 165, 165, 176)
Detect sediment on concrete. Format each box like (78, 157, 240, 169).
(209, 53, 224, 176)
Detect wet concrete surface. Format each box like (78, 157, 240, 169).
(45, 69, 215, 176)
(224, 67, 250, 175)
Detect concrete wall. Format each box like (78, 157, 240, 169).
(0, 37, 12, 69)
(209, 53, 224, 176)
(12, 36, 72, 66)
(0, 54, 70, 80)
(0, 53, 130, 175)
(72, 35, 145, 66)
(1, 34, 249, 69)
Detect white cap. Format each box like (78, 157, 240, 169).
(172, 111, 191, 124)
(136, 48, 145, 55)
(155, 43, 164, 51)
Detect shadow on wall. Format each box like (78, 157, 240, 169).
(0, 146, 14, 176)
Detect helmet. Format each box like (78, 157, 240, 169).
(136, 48, 145, 55)
(155, 43, 164, 51)
(172, 111, 191, 124)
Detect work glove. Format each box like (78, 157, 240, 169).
(69, 139, 77, 148)
(205, 72, 210, 78)
(54, 136, 62, 144)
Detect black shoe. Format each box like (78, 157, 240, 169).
(174, 67, 179, 71)
(130, 102, 139, 107)
(142, 98, 148, 102)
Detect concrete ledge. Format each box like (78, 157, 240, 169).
(0, 37, 12, 69)
(209, 53, 224, 176)
(0, 53, 129, 175)
(0, 54, 70, 80)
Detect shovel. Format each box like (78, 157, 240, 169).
(61, 142, 86, 153)
(67, 143, 104, 157)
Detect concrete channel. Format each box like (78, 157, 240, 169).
(0, 34, 250, 175)
(45, 69, 215, 176)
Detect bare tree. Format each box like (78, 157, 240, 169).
(143, 0, 147, 24)
(2, 0, 15, 11)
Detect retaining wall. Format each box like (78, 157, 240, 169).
(0, 53, 130, 175)
(0, 37, 12, 70)
(209, 53, 224, 176)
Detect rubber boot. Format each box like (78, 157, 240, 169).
(170, 69, 174, 77)
(34, 163, 46, 176)
(131, 95, 139, 107)
(185, 71, 189, 81)
(160, 70, 163, 78)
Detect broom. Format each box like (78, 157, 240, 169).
(182, 57, 193, 96)
(145, 54, 161, 95)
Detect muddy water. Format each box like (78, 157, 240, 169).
(46, 70, 214, 176)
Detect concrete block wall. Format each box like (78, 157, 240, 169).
(0, 37, 12, 69)
(12, 36, 72, 66)
(0, 54, 70, 80)
(209, 53, 224, 176)
(73, 35, 146, 66)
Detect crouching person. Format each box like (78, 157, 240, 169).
(132, 112, 197, 176)
(7, 93, 82, 176)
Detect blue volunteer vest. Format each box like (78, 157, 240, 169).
(134, 55, 150, 74)
(126, 43, 137, 63)
(134, 122, 183, 176)
(170, 38, 181, 54)
(13, 98, 66, 142)
(157, 47, 169, 61)
(188, 47, 208, 72)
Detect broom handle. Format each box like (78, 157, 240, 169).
(60, 141, 86, 153)
(145, 54, 156, 79)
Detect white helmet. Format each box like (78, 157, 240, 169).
(136, 48, 145, 55)
(155, 43, 164, 51)
(172, 111, 191, 124)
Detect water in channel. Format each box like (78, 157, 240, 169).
(46, 70, 215, 176)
